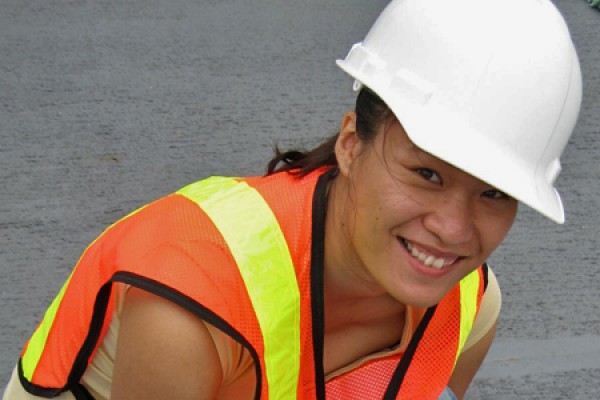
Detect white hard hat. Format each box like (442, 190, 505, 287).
(337, 0, 582, 224)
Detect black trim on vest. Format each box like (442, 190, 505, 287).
(111, 271, 263, 400)
(310, 169, 336, 400)
(71, 382, 95, 400)
(17, 358, 63, 398)
(68, 282, 113, 392)
(18, 353, 98, 400)
(482, 263, 489, 292)
(382, 305, 437, 399)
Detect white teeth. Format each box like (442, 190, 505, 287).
(403, 239, 457, 269)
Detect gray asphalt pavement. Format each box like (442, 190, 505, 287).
(1, 0, 599, 397)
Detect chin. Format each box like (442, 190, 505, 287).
(391, 286, 449, 309)
(408, 296, 446, 309)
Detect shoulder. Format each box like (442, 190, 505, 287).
(110, 287, 224, 399)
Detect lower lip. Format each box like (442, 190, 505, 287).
(398, 238, 456, 278)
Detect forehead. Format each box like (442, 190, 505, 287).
(382, 119, 435, 160)
(382, 119, 493, 187)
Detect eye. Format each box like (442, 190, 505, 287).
(416, 168, 442, 184)
(482, 189, 511, 200)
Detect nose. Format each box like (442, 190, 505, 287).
(423, 194, 475, 246)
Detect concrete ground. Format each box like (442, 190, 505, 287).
(1, 0, 599, 397)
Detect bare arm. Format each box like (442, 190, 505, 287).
(447, 318, 497, 399)
(110, 287, 223, 400)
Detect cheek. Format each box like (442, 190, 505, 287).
(354, 191, 395, 230)
(347, 191, 394, 254)
(480, 211, 517, 254)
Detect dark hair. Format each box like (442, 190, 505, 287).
(266, 88, 394, 176)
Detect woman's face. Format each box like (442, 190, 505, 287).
(331, 113, 518, 307)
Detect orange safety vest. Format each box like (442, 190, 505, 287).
(18, 168, 486, 400)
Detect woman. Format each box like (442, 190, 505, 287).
(4, 0, 581, 399)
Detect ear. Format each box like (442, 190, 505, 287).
(335, 112, 362, 177)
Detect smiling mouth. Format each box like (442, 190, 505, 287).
(400, 238, 461, 270)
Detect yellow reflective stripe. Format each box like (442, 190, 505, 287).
(21, 272, 74, 380)
(455, 269, 481, 365)
(177, 177, 301, 399)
